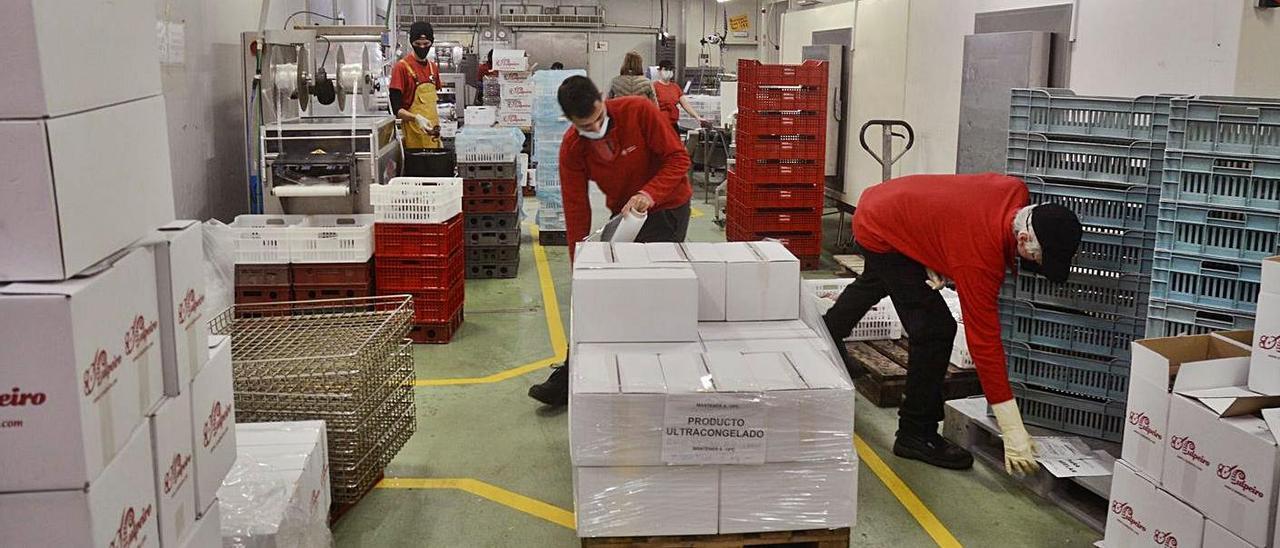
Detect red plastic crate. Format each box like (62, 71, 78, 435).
(374, 251, 465, 292)
(464, 179, 519, 197)
(727, 173, 823, 210)
(374, 215, 464, 258)
(235, 264, 291, 287)
(739, 86, 827, 111)
(293, 283, 373, 301)
(735, 133, 825, 160)
(463, 195, 519, 213)
(737, 110, 826, 137)
(728, 202, 822, 233)
(290, 261, 373, 286)
(409, 308, 464, 344)
(380, 279, 464, 323)
(733, 152, 825, 183)
(234, 285, 292, 304)
(738, 59, 829, 88)
(726, 223, 823, 256)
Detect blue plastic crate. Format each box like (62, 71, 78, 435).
(1010, 384, 1126, 442)
(1150, 251, 1263, 314)
(1002, 268, 1150, 318)
(1000, 298, 1145, 360)
(1075, 227, 1156, 275)
(1023, 176, 1159, 232)
(1006, 342, 1130, 402)
(1155, 203, 1280, 262)
(1160, 150, 1280, 212)
(1167, 96, 1280, 157)
(1007, 132, 1164, 188)
(1009, 88, 1172, 143)
(1145, 298, 1255, 337)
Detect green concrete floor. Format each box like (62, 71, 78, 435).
(331, 191, 1101, 547)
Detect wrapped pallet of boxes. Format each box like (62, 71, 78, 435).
(218, 421, 331, 547)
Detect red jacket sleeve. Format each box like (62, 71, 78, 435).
(952, 265, 1014, 404)
(637, 100, 692, 203)
(559, 137, 591, 261)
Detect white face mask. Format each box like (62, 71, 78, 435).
(659, 69, 674, 81)
(576, 108, 610, 140)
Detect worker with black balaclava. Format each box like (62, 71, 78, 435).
(390, 22, 443, 149)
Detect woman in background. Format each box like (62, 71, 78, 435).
(608, 51, 657, 104)
(653, 59, 706, 133)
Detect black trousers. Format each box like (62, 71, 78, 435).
(823, 245, 957, 438)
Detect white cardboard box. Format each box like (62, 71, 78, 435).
(573, 466, 719, 537)
(236, 420, 331, 514)
(500, 81, 536, 99)
(497, 109, 532, 128)
(218, 458, 330, 547)
(465, 106, 497, 126)
(191, 336, 236, 516)
(1250, 256, 1280, 395)
(722, 242, 799, 321)
(0, 0, 161, 118)
(492, 50, 529, 72)
(142, 221, 210, 393)
(500, 96, 534, 112)
(1125, 335, 1253, 483)
(682, 243, 728, 321)
(178, 499, 221, 548)
(718, 460, 858, 534)
(0, 247, 164, 492)
(0, 95, 176, 281)
(1104, 460, 1205, 548)
(0, 425, 160, 548)
(571, 252, 698, 343)
(1162, 390, 1280, 546)
(1204, 518, 1255, 548)
(150, 392, 197, 547)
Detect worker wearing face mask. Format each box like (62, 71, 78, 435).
(389, 22, 443, 150)
(823, 173, 1082, 476)
(527, 75, 693, 407)
(652, 59, 706, 133)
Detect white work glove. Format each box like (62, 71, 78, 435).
(925, 268, 949, 291)
(992, 400, 1038, 476)
(414, 114, 433, 132)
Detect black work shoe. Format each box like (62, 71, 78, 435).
(893, 433, 974, 470)
(528, 364, 569, 407)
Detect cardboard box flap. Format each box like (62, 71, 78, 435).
(704, 352, 759, 391)
(645, 243, 687, 263)
(716, 242, 758, 263)
(787, 348, 853, 390)
(742, 353, 804, 390)
(617, 353, 666, 394)
(1134, 335, 1251, 390)
(749, 241, 798, 263)
(611, 243, 651, 265)
(1180, 386, 1280, 417)
(1263, 409, 1280, 448)
(1262, 255, 1280, 289)
(0, 247, 145, 296)
(660, 353, 714, 393)
(574, 242, 613, 265)
(159, 220, 200, 232)
(573, 353, 619, 394)
(681, 242, 722, 262)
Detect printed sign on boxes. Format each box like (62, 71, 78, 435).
(1104, 460, 1205, 548)
(1124, 335, 1252, 483)
(142, 221, 210, 393)
(0, 425, 160, 548)
(1250, 256, 1280, 395)
(191, 336, 236, 515)
(150, 391, 196, 547)
(0, 247, 164, 492)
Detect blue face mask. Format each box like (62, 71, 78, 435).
(576, 109, 609, 140)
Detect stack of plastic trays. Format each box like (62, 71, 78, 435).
(530, 70, 585, 236)
(1002, 88, 1173, 442)
(727, 59, 828, 270)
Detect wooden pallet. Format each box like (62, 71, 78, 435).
(942, 397, 1116, 533)
(848, 338, 982, 407)
(538, 230, 568, 246)
(582, 527, 850, 548)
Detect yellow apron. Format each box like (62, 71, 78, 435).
(401, 59, 442, 149)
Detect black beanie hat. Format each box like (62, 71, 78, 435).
(409, 22, 434, 43)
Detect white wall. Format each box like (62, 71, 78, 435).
(1234, 5, 1280, 97)
(779, 1, 855, 64)
(684, 0, 761, 73)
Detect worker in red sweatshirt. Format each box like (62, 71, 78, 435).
(824, 173, 1081, 475)
(528, 75, 693, 406)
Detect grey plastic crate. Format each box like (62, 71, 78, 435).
(1168, 96, 1280, 157)
(1002, 269, 1151, 318)
(466, 229, 521, 247)
(1151, 251, 1263, 315)
(1000, 298, 1144, 359)
(1008, 132, 1165, 187)
(1155, 203, 1280, 262)
(1145, 298, 1255, 337)
(1011, 384, 1126, 443)
(1023, 176, 1159, 232)
(465, 212, 520, 231)
(1161, 150, 1280, 212)
(1074, 227, 1157, 276)
(458, 162, 518, 180)
(1009, 88, 1172, 142)
(466, 258, 521, 279)
(1006, 342, 1130, 402)
(467, 245, 521, 263)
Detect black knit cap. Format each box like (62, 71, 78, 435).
(1029, 203, 1083, 284)
(409, 22, 434, 43)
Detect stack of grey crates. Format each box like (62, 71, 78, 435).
(1001, 88, 1171, 442)
(1147, 96, 1280, 336)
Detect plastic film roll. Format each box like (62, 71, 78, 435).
(609, 210, 648, 243)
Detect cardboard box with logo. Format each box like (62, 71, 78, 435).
(140, 221, 209, 395)
(1104, 460, 1205, 548)
(178, 498, 221, 548)
(1250, 256, 1280, 395)
(191, 336, 236, 515)
(149, 391, 196, 547)
(0, 247, 164, 492)
(1124, 335, 1253, 482)
(0, 95, 176, 281)
(0, 425, 160, 547)
(1203, 518, 1255, 548)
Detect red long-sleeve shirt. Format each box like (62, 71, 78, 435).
(853, 173, 1027, 404)
(559, 96, 693, 254)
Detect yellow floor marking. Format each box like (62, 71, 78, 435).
(690, 206, 705, 219)
(856, 435, 963, 548)
(413, 223, 566, 387)
(378, 477, 576, 530)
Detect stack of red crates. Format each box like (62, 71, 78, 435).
(290, 261, 374, 301)
(728, 59, 829, 270)
(373, 214, 466, 344)
(233, 264, 292, 305)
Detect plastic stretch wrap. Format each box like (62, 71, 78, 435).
(217, 454, 333, 548)
(202, 219, 235, 319)
(454, 127, 526, 157)
(718, 460, 857, 534)
(574, 466, 720, 538)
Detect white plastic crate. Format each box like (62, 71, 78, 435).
(229, 214, 306, 264)
(370, 177, 463, 224)
(289, 214, 374, 263)
(457, 151, 520, 164)
(804, 279, 903, 341)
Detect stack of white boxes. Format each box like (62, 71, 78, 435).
(569, 241, 857, 538)
(494, 50, 533, 129)
(0, 3, 235, 545)
(1108, 256, 1280, 548)
(219, 421, 332, 546)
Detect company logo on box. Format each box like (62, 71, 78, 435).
(163, 452, 193, 495)
(1111, 501, 1147, 532)
(83, 349, 124, 401)
(1153, 530, 1179, 547)
(124, 314, 159, 358)
(1170, 436, 1210, 468)
(1260, 334, 1279, 351)
(1129, 411, 1162, 440)
(0, 386, 47, 407)
(177, 288, 206, 328)
(1218, 464, 1266, 501)
(202, 401, 232, 450)
(110, 504, 153, 548)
